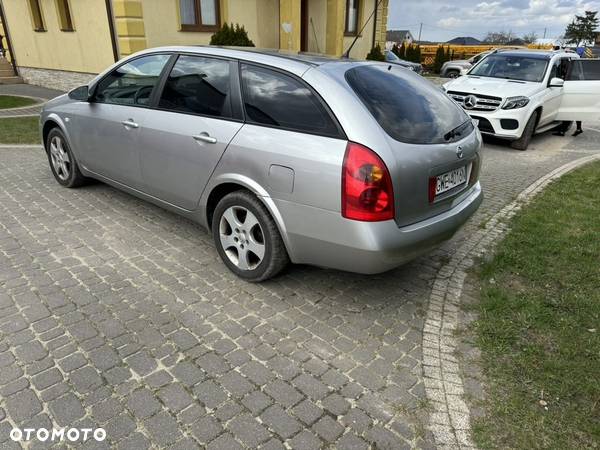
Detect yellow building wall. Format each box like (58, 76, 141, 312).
(142, 0, 278, 50)
(2, 0, 115, 73)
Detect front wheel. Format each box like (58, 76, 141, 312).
(446, 69, 460, 78)
(46, 128, 88, 187)
(510, 111, 538, 151)
(212, 191, 289, 282)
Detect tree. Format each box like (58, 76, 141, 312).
(522, 32, 538, 44)
(399, 42, 406, 59)
(366, 44, 385, 61)
(210, 23, 255, 46)
(564, 10, 599, 46)
(391, 43, 402, 59)
(483, 30, 516, 44)
(433, 45, 446, 73)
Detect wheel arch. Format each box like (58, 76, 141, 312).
(41, 114, 70, 153)
(202, 176, 293, 259)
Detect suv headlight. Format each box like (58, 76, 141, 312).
(502, 96, 530, 110)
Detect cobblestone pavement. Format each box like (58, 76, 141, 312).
(0, 126, 598, 449)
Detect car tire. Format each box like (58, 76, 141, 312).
(46, 128, 88, 188)
(510, 111, 538, 151)
(212, 190, 289, 282)
(447, 69, 460, 78)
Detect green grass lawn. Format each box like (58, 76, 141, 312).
(0, 117, 40, 144)
(473, 161, 600, 449)
(0, 95, 38, 109)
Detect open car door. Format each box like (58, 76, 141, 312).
(556, 59, 600, 121)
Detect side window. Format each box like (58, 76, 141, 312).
(240, 64, 339, 137)
(580, 60, 600, 80)
(158, 55, 232, 118)
(567, 60, 584, 80)
(94, 54, 171, 106)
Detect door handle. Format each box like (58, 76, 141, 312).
(121, 119, 139, 129)
(192, 132, 217, 144)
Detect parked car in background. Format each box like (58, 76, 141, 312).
(384, 50, 423, 74)
(443, 49, 600, 150)
(440, 50, 492, 78)
(41, 46, 482, 281)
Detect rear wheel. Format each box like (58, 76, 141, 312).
(212, 191, 289, 282)
(46, 128, 88, 187)
(510, 111, 538, 151)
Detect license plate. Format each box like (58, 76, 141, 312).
(436, 166, 467, 196)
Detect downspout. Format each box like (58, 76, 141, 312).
(0, 0, 19, 76)
(372, 0, 378, 47)
(105, 0, 119, 62)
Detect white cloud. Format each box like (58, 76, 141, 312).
(388, 0, 600, 42)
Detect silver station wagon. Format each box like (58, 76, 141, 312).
(41, 46, 483, 281)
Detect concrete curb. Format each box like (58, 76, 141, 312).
(0, 144, 43, 148)
(422, 153, 600, 449)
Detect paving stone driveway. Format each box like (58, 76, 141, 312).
(0, 127, 598, 449)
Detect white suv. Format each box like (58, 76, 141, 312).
(443, 49, 600, 150)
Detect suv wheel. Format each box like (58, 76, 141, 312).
(447, 69, 460, 78)
(46, 128, 88, 187)
(510, 111, 538, 151)
(212, 191, 289, 282)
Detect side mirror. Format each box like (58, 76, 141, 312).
(68, 85, 90, 101)
(549, 77, 564, 88)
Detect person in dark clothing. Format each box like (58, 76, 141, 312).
(553, 120, 583, 136)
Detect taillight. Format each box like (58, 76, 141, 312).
(342, 142, 394, 221)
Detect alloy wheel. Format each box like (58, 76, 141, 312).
(219, 206, 265, 270)
(49, 136, 71, 181)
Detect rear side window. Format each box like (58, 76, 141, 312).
(345, 65, 472, 144)
(240, 64, 340, 137)
(159, 55, 232, 118)
(568, 60, 600, 80)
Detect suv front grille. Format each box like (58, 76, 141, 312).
(447, 91, 502, 112)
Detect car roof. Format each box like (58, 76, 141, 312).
(132, 45, 352, 77)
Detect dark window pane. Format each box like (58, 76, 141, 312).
(200, 0, 217, 25)
(346, 0, 359, 34)
(29, 0, 45, 31)
(581, 60, 600, 80)
(159, 55, 231, 118)
(180, 0, 196, 25)
(345, 65, 472, 144)
(94, 54, 170, 106)
(241, 64, 338, 136)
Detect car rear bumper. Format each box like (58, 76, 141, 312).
(273, 181, 483, 274)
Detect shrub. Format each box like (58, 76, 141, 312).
(210, 23, 255, 47)
(366, 44, 385, 61)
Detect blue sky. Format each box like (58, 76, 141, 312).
(388, 0, 600, 42)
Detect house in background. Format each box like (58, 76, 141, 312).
(0, 0, 388, 91)
(386, 29, 414, 45)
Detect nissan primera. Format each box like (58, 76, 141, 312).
(41, 46, 483, 281)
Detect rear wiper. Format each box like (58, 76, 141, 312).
(444, 121, 470, 141)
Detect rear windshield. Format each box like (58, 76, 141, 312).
(345, 65, 472, 144)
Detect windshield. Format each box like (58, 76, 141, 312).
(469, 54, 549, 82)
(346, 65, 473, 144)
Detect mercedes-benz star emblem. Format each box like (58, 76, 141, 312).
(464, 95, 477, 109)
(456, 146, 464, 159)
